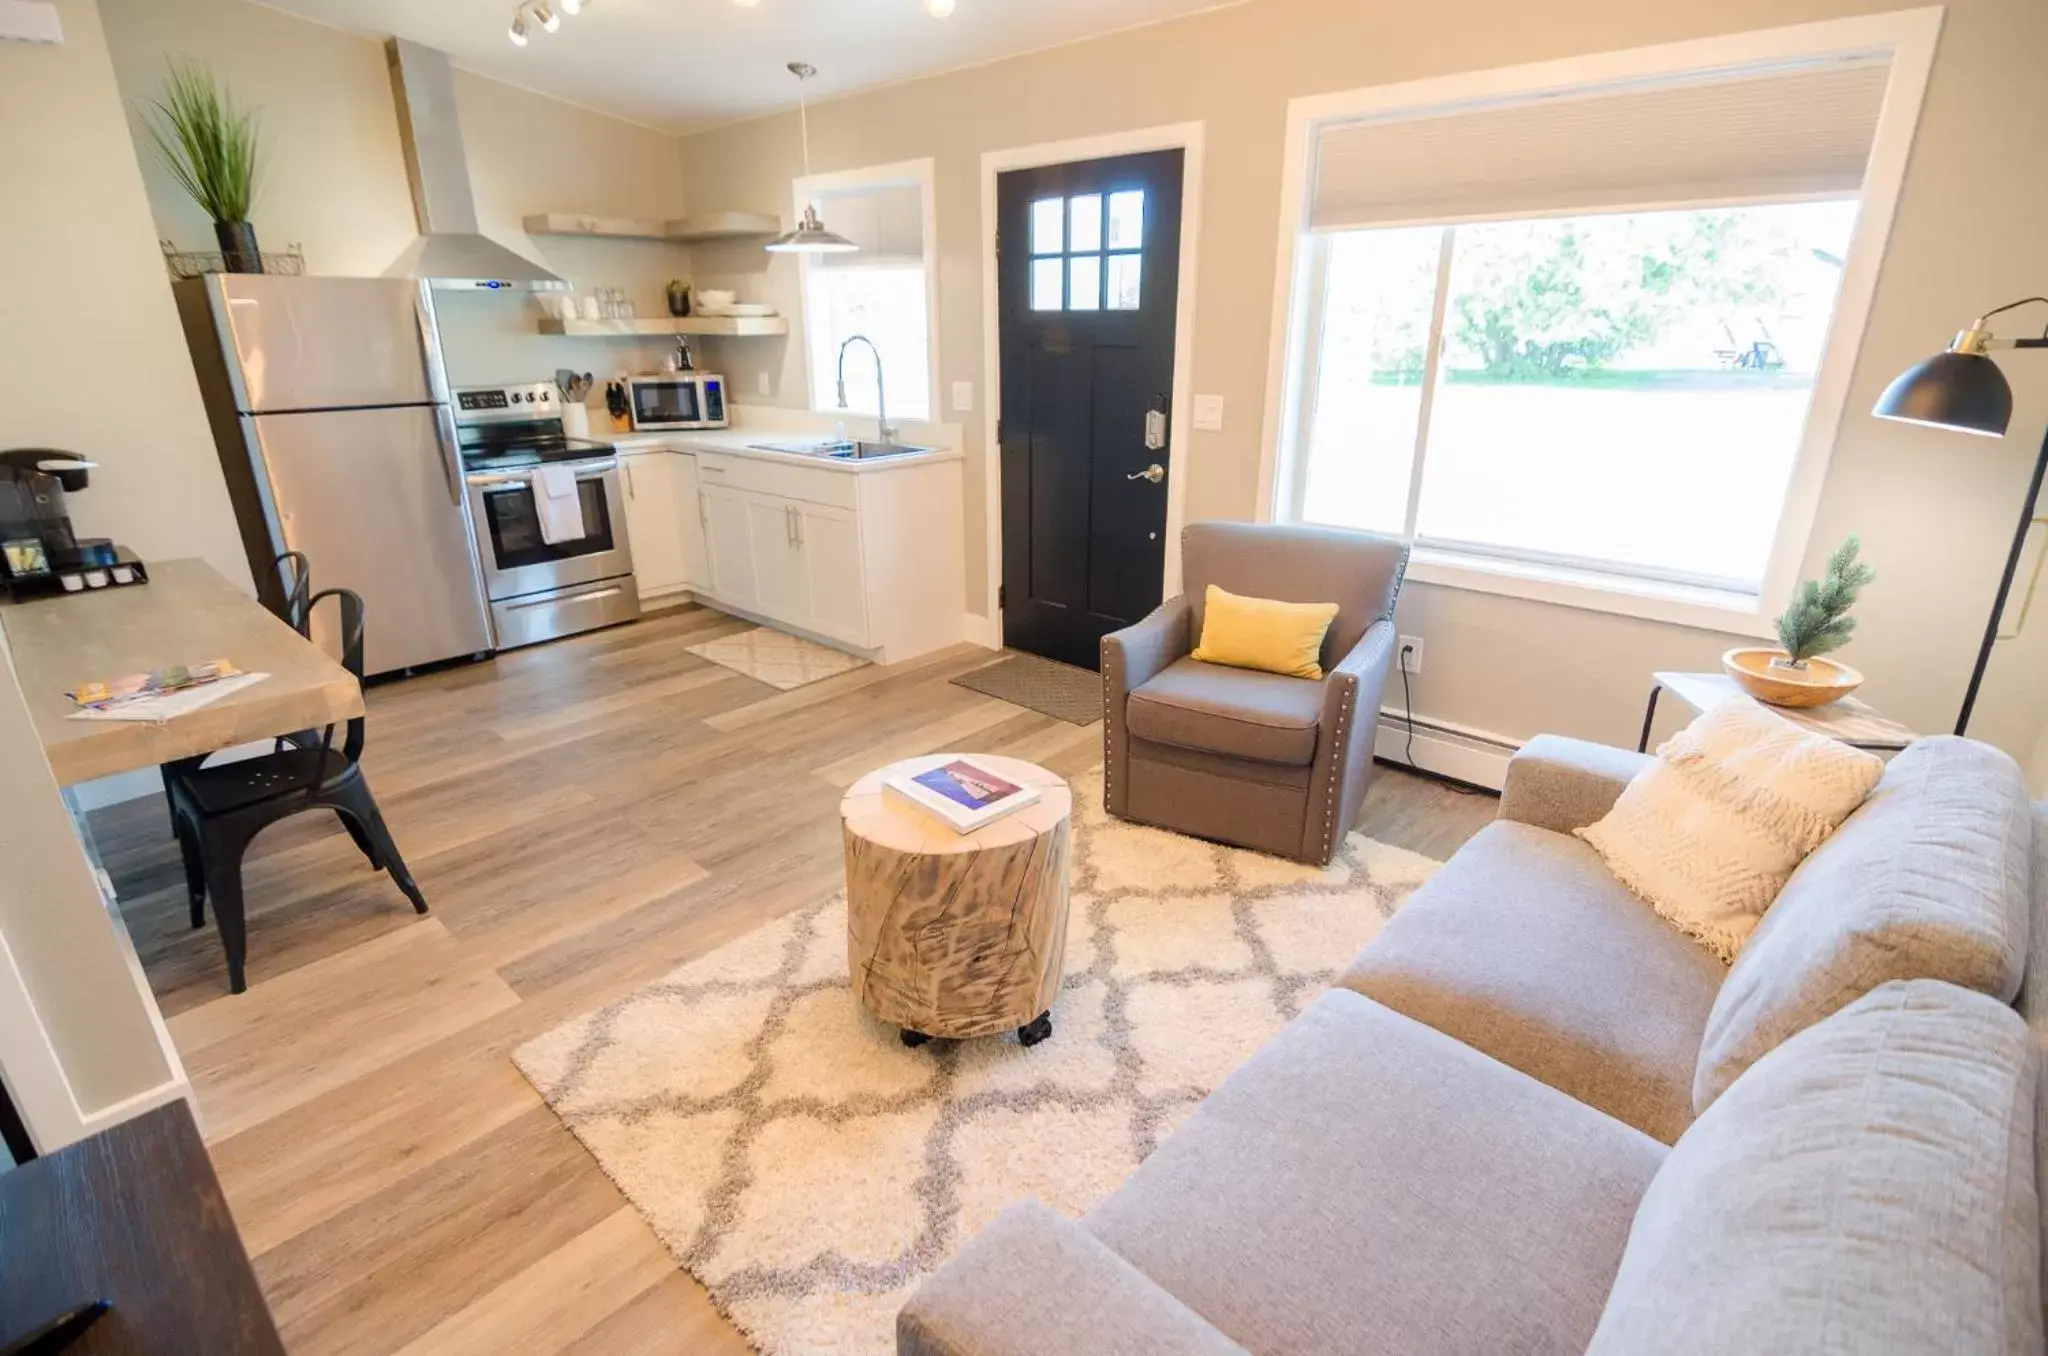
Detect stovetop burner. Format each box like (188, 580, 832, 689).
(460, 432, 615, 474)
(453, 382, 613, 473)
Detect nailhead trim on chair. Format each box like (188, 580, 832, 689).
(1322, 679, 1354, 861)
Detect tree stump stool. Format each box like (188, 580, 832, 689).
(841, 754, 1073, 1047)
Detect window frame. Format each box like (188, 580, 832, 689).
(1257, 12, 1943, 635)
(791, 158, 941, 425)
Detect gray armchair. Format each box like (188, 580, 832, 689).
(1101, 522, 1409, 866)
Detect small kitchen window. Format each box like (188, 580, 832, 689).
(795, 161, 938, 423)
(1031, 189, 1146, 312)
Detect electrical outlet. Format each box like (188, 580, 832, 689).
(756, 370, 771, 396)
(1398, 635, 1425, 674)
(951, 381, 975, 413)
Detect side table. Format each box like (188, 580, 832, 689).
(841, 754, 1073, 1048)
(1638, 670, 1917, 753)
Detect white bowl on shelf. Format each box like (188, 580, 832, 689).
(697, 288, 737, 310)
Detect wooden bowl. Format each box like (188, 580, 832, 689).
(1722, 647, 1863, 708)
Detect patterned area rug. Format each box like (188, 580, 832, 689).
(687, 625, 869, 690)
(515, 771, 1440, 1354)
(951, 651, 1102, 725)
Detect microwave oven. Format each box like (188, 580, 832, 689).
(627, 373, 727, 431)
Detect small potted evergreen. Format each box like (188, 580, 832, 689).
(141, 59, 265, 273)
(1724, 536, 1875, 707)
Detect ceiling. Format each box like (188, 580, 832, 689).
(253, 0, 1244, 133)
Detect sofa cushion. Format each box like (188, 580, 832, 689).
(1126, 657, 1322, 765)
(1084, 989, 1666, 1356)
(1190, 584, 1340, 680)
(1340, 820, 1724, 1143)
(1577, 698, 1885, 962)
(1693, 735, 2035, 1114)
(900, 1201, 1249, 1356)
(1589, 979, 2041, 1356)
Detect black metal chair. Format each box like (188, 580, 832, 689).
(163, 551, 313, 833)
(169, 588, 427, 994)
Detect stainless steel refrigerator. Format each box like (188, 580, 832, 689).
(176, 275, 493, 676)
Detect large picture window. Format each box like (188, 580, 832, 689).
(1299, 199, 1860, 591)
(1265, 25, 1941, 624)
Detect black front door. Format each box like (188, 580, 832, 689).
(998, 149, 1184, 670)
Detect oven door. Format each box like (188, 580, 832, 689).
(465, 460, 636, 600)
(629, 377, 708, 430)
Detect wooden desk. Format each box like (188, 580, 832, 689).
(0, 1101, 284, 1354)
(0, 558, 362, 787)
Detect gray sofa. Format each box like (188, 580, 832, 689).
(901, 733, 2047, 1354)
(1102, 522, 1408, 866)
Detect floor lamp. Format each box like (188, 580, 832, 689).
(1873, 296, 2048, 736)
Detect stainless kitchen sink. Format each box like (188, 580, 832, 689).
(747, 438, 936, 461)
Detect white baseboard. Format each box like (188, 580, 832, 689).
(960, 611, 1001, 650)
(1374, 709, 1517, 792)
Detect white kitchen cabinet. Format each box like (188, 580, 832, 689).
(798, 504, 869, 646)
(682, 447, 961, 663)
(621, 448, 709, 603)
(670, 454, 710, 590)
(701, 484, 759, 610)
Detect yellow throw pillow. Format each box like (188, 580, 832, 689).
(1190, 585, 1340, 680)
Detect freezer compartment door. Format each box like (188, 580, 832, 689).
(212, 275, 445, 412)
(244, 406, 491, 675)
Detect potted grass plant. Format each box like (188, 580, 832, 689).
(141, 59, 265, 273)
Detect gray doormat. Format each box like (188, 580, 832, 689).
(952, 651, 1102, 725)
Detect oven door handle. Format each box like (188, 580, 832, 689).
(467, 462, 617, 488)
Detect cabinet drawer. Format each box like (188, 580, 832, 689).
(694, 452, 857, 510)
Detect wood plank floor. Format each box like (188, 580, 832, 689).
(89, 603, 1498, 1354)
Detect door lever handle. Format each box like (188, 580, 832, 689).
(1128, 463, 1165, 484)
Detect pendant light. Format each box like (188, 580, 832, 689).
(766, 63, 858, 255)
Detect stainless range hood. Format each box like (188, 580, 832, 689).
(383, 38, 567, 292)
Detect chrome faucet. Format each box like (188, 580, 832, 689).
(836, 334, 897, 446)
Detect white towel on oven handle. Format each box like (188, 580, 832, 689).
(532, 463, 586, 545)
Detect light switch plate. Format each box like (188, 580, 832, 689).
(756, 371, 771, 396)
(1192, 395, 1225, 431)
(951, 381, 975, 413)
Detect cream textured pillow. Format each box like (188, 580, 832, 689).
(1576, 699, 1884, 963)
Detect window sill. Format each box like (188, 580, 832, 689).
(1407, 546, 1779, 637)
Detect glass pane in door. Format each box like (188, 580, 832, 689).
(1107, 190, 1145, 249)
(1069, 194, 1103, 253)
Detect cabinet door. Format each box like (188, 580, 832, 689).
(799, 504, 869, 646)
(747, 497, 810, 626)
(701, 485, 759, 610)
(621, 453, 686, 598)
(670, 454, 710, 591)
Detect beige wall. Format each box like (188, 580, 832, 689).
(675, 0, 2048, 764)
(0, 0, 248, 588)
(98, 0, 696, 401)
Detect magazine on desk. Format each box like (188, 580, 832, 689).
(884, 757, 1040, 834)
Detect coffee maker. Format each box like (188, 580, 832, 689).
(0, 449, 147, 599)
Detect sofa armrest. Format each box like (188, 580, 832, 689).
(1301, 619, 1398, 864)
(1498, 734, 1652, 835)
(1101, 597, 1193, 817)
(898, 1202, 1247, 1356)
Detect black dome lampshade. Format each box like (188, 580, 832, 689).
(1873, 336, 2015, 437)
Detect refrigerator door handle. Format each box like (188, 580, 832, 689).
(433, 404, 464, 507)
(413, 283, 452, 404)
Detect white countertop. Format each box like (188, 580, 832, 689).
(606, 427, 963, 474)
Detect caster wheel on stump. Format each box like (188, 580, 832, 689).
(1017, 1012, 1053, 1047)
(900, 1029, 933, 1048)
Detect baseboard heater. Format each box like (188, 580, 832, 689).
(1373, 709, 1517, 793)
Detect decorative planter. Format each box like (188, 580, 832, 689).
(666, 281, 692, 317)
(214, 220, 262, 274)
(1722, 647, 1864, 708)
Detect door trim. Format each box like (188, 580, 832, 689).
(978, 121, 1205, 643)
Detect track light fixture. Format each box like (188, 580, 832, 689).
(507, 0, 585, 46)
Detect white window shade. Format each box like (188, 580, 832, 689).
(1308, 57, 1891, 231)
(810, 184, 924, 268)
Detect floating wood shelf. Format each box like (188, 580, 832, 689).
(537, 315, 789, 338)
(521, 212, 783, 244)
